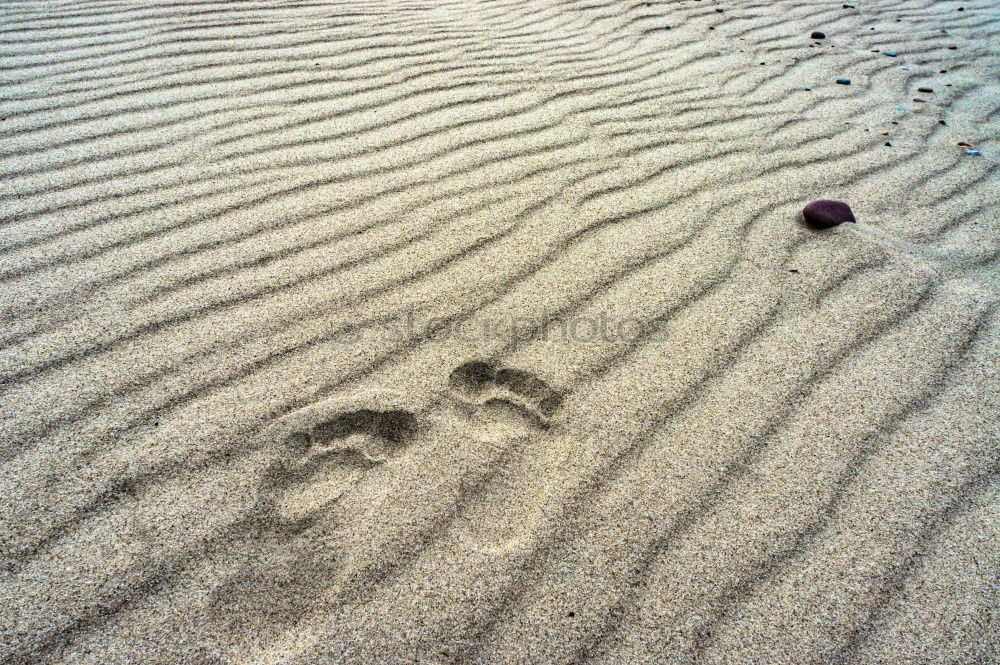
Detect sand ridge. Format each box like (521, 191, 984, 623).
(1, 0, 998, 663)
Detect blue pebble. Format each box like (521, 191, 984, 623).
(883, 51, 897, 57)
(665, 25, 671, 29)
(966, 149, 982, 156)
(836, 78, 851, 85)
(896, 105, 908, 111)
(804, 86, 812, 90)
(900, 66, 910, 70)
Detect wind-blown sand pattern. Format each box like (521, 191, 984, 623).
(1, 0, 998, 662)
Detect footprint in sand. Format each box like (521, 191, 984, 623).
(209, 365, 565, 656)
(205, 391, 424, 653)
(260, 357, 563, 521)
(447, 360, 563, 435)
(265, 390, 420, 522)
(259, 365, 563, 527)
(444, 360, 568, 554)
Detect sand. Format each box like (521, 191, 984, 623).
(1, 0, 998, 663)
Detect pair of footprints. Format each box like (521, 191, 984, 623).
(268, 360, 563, 505)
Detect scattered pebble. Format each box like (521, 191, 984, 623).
(913, 98, 926, 102)
(803, 200, 856, 228)
(957, 142, 972, 147)
(804, 86, 812, 91)
(918, 87, 934, 93)
(883, 51, 898, 57)
(896, 105, 908, 111)
(885, 142, 893, 146)
(966, 150, 982, 156)
(842, 4, 855, 8)
(811, 31, 826, 39)
(836, 78, 851, 85)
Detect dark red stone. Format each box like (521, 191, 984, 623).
(803, 200, 856, 228)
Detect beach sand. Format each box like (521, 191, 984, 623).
(1, 0, 998, 663)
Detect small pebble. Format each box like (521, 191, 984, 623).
(804, 86, 812, 91)
(803, 200, 856, 228)
(811, 31, 826, 39)
(918, 87, 933, 93)
(883, 51, 898, 57)
(896, 105, 907, 111)
(966, 150, 982, 156)
(957, 142, 972, 147)
(836, 78, 851, 85)
(843, 3, 855, 8)
(913, 98, 926, 102)
(885, 142, 892, 146)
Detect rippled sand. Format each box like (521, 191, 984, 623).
(1, 1, 998, 663)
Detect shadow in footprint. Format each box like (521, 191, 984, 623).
(448, 360, 563, 425)
(448, 360, 496, 398)
(308, 408, 418, 452)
